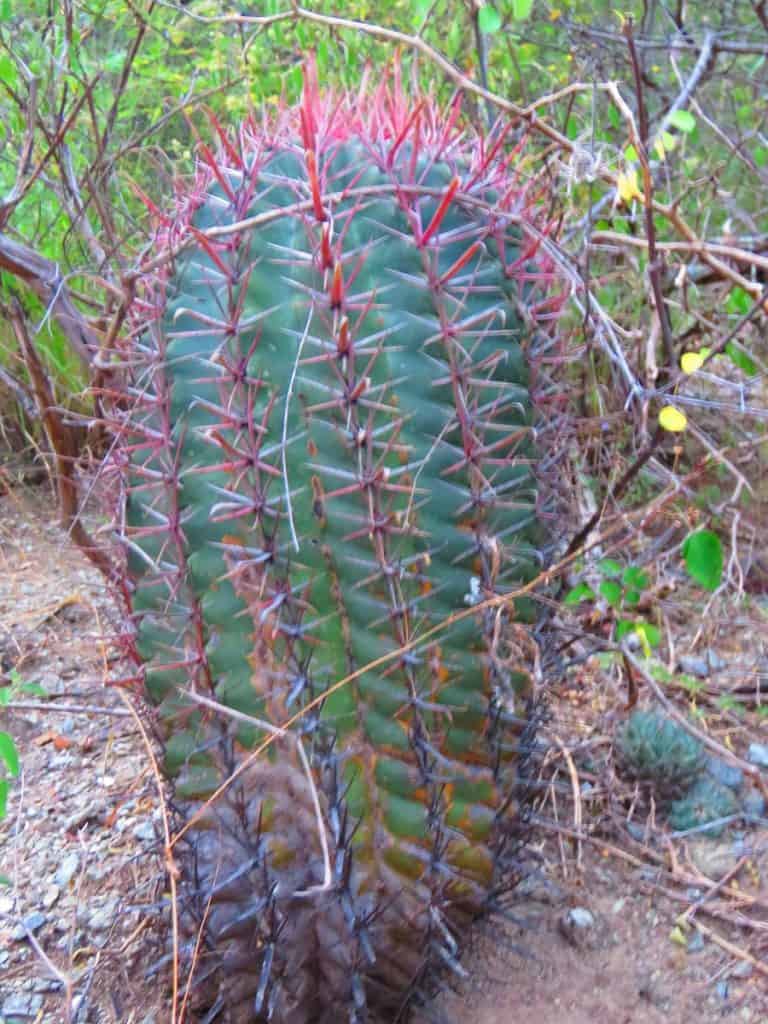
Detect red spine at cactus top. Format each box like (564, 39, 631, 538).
(108, 57, 562, 1023)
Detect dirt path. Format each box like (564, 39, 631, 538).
(1, 489, 767, 1023)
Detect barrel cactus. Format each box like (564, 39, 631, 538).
(107, 60, 559, 1022)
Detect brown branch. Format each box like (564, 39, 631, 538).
(6, 299, 117, 582)
(565, 426, 663, 558)
(0, 234, 99, 367)
(590, 231, 768, 276)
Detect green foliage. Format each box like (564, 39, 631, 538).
(565, 559, 659, 653)
(668, 777, 738, 837)
(682, 529, 724, 591)
(616, 709, 705, 799)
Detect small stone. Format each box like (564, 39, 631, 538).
(132, 820, 156, 843)
(747, 743, 768, 769)
(558, 906, 597, 948)
(705, 648, 727, 672)
(626, 821, 647, 842)
(515, 873, 567, 906)
(678, 655, 709, 679)
(689, 838, 744, 880)
(89, 899, 118, 931)
(716, 980, 729, 1001)
(32, 977, 63, 993)
(687, 930, 705, 953)
(705, 756, 743, 791)
(611, 897, 626, 915)
(742, 787, 766, 819)
(1, 992, 44, 1017)
(59, 717, 76, 736)
(12, 911, 46, 940)
(41, 885, 60, 910)
(0, 894, 15, 914)
(730, 960, 753, 979)
(55, 852, 80, 886)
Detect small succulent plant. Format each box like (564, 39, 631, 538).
(669, 777, 739, 836)
(616, 709, 705, 800)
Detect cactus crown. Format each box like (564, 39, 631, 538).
(111, 59, 559, 1022)
(616, 709, 705, 799)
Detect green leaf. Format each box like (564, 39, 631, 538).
(624, 589, 641, 608)
(0, 55, 16, 88)
(21, 682, 46, 697)
(668, 109, 696, 133)
(599, 580, 622, 607)
(622, 566, 649, 590)
(479, 5, 501, 31)
(597, 558, 622, 578)
(512, 0, 534, 17)
(616, 619, 634, 640)
(0, 873, 11, 885)
(0, 687, 11, 707)
(682, 530, 723, 591)
(725, 286, 752, 315)
(0, 733, 19, 778)
(725, 342, 758, 377)
(478, 6, 502, 33)
(0, 0, 11, 21)
(635, 622, 661, 648)
(0, 779, 8, 819)
(564, 582, 595, 605)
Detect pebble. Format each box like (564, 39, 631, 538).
(747, 743, 768, 769)
(558, 906, 597, 949)
(678, 654, 709, 679)
(41, 884, 60, 910)
(0, 894, 15, 914)
(54, 852, 80, 886)
(89, 899, 118, 931)
(1, 992, 44, 1018)
(730, 960, 753, 979)
(132, 820, 156, 843)
(742, 787, 766, 818)
(11, 911, 46, 940)
(705, 648, 727, 672)
(32, 977, 63, 993)
(687, 930, 705, 953)
(716, 980, 729, 1001)
(705, 756, 743, 791)
(626, 821, 647, 842)
(515, 873, 567, 906)
(688, 838, 745, 880)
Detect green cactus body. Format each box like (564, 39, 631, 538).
(115, 62, 556, 1021)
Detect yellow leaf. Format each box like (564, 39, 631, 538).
(669, 925, 687, 947)
(659, 406, 688, 432)
(617, 169, 643, 204)
(654, 137, 667, 160)
(680, 351, 705, 374)
(549, 7, 562, 19)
